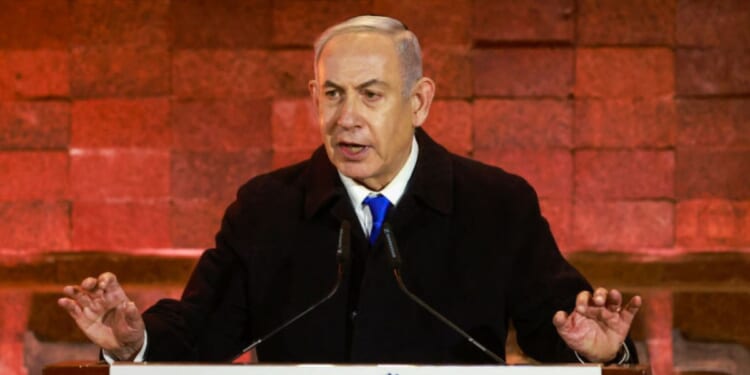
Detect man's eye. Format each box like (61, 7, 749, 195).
(363, 90, 382, 101)
(325, 90, 340, 99)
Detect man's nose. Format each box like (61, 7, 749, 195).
(336, 95, 359, 128)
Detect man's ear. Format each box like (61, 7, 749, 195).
(308, 80, 319, 108)
(410, 77, 436, 128)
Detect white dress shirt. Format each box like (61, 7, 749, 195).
(338, 136, 419, 238)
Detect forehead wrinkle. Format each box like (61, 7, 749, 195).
(322, 78, 390, 90)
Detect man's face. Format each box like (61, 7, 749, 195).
(310, 32, 417, 191)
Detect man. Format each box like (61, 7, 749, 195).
(59, 15, 641, 364)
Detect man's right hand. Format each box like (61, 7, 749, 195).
(58, 272, 146, 361)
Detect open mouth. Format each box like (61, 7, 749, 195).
(339, 142, 368, 154)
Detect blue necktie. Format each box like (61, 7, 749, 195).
(363, 194, 391, 246)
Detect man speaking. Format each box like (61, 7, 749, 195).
(58, 15, 641, 365)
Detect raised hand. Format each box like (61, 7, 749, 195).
(553, 288, 641, 363)
(58, 272, 145, 361)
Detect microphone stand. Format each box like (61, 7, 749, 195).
(233, 221, 351, 361)
(382, 223, 505, 364)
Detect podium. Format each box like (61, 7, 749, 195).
(44, 361, 650, 375)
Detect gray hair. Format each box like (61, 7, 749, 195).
(313, 15, 423, 96)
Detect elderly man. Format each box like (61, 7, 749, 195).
(59, 15, 641, 365)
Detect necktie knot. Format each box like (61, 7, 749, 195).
(363, 194, 391, 246)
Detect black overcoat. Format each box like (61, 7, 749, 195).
(142, 129, 635, 364)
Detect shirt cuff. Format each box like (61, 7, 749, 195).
(574, 342, 630, 365)
(102, 330, 148, 364)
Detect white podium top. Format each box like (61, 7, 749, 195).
(111, 363, 601, 375)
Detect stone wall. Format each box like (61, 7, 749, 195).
(0, 1, 748, 374)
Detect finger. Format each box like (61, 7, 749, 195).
(58, 297, 84, 319)
(81, 277, 98, 291)
(592, 287, 608, 306)
(620, 295, 643, 324)
(62, 285, 78, 298)
(123, 301, 144, 329)
(606, 289, 623, 312)
(552, 310, 568, 329)
(98, 272, 120, 293)
(575, 290, 592, 313)
(63, 285, 96, 309)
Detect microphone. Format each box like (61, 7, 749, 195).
(233, 220, 351, 360)
(381, 223, 505, 364)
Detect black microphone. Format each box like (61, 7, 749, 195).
(381, 223, 505, 364)
(233, 220, 351, 360)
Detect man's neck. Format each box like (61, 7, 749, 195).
(339, 136, 419, 207)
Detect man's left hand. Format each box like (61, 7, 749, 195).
(553, 288, 641, 363)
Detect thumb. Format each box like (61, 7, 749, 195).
(552, 310, 568, 329)
(123, 301, 144, 329)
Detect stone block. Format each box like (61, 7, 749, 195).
(0, 152, 69, 200)
(575, 150, 674, 200)
(676, 48, 750, 96)
(0, 252, 198, 287)
(472, 0, 574, 42)
(171, 0, 271, 49)
(574, 98, 676, 148)
(676, 99, 750, 148)
(171, 199, 227, 249)
(24, 332, 99, 375)
(473, 48, 574, 97)
(0, 101, 69, 150)
(572, 201, 674, 251)
(674, 292, 750, 347)
(72, 201, 171, 250)
(272, 50, 314, 97)
(576, 48, 674, 98)
(0, 0, 70, 49)
(675, 150, 750, 199)
(171, 150, 273, 202)
(72, 0, 169, 46)
(0, 292, 30, 375)
(0, 50, 69, 99)
(672, 331, 750, 375)
(70, 149, 170, 200)
(272, 0, 371, 47)
(172, 99, 272, 151)
(567, 252, 750, 291)
(422, 100, 472, 156)
(0, 201, 71, 251)
(422, 46, 473, 99)
(28, 293, 88, 343)
(71, 45, 170, 98)
(473, 99, 572, 150)
(473, 149, 572, 200)
(71, 99, 171, 148)
(271, 99, 321, 153)
(172, 50, 274, 99)
(676, 0, 750, 48)
(373, 0, 472, 45)
(676, 199, 750, 249)
(640, 290, 672, 342)
(577, 0, 675, 45)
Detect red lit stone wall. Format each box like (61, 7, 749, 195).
(1, 1, 748, 375)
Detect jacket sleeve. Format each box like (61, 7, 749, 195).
(141, 199, 253, 362)
(507, 182, 638, 364)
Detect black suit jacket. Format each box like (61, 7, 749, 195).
(142, 129, 636, 364)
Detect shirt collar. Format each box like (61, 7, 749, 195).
(339, 136, 419, 208)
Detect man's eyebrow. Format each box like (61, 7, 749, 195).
(323, 80, 343, 90)
(356, 79, 388, 90)
(322, 79, 389, 90)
